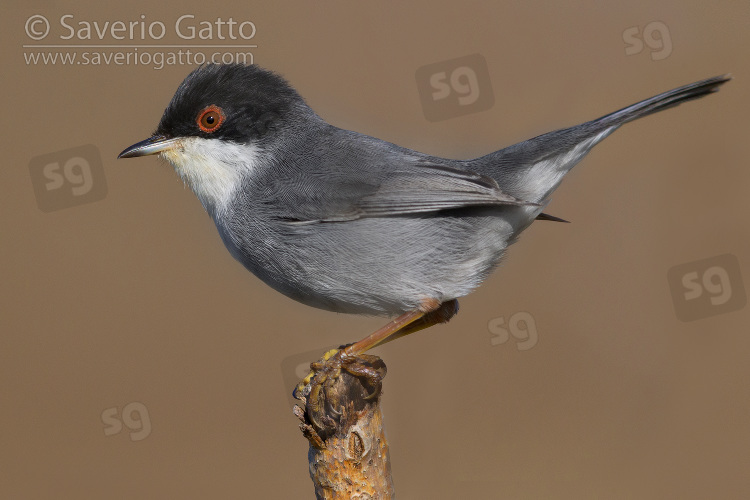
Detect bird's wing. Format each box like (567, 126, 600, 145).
(356, 163, 537, 216)
(283, 161, 538, 224)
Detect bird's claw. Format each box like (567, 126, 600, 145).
(294, 347, 386, 434)
(293, 348, 340, 401)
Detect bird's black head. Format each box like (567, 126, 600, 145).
(118, 63, 308, 160)
(157, 63, 304, 143)
(118, 64, 310, 217)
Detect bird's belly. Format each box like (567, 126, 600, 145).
(219, 208, 522, 316)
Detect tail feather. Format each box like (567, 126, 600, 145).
(599, 74, 731, 126)
(536, 212, 569, 223)
(472, 75, 731, 203)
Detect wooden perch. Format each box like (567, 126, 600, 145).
(294, 352, 394, 499)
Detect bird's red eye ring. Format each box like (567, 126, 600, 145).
(197, 105, 225, 133)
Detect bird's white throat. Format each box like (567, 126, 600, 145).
(161, 137, 260, 218)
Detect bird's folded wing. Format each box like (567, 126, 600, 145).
(294, 163, 539, 224)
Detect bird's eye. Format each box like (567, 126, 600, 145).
(197, 105, 225, 133)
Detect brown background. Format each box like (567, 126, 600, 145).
(2, 1, 749, 498)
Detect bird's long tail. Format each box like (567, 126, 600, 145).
(597, 74, 731, 127)
(472, 75, 731, 204)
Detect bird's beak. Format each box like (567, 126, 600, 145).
(118, 135, 180, 159)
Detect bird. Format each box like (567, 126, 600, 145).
(119, 64, 729, 393)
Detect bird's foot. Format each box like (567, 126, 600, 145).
(294, 347, 386, 434)
(293, 347, 341, 402)
(292, 300, 457, 434)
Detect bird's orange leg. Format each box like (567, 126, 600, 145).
(295, 299, 459, 431)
